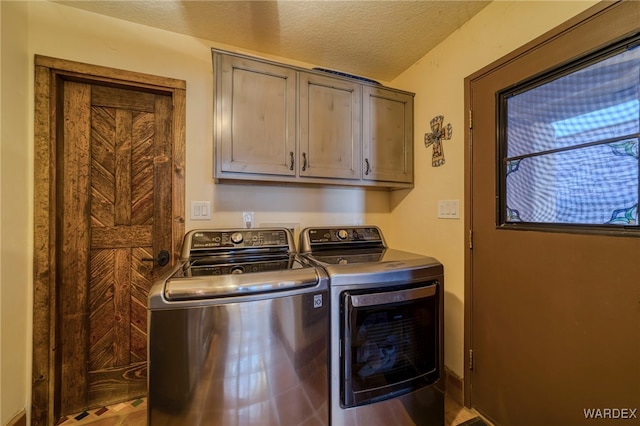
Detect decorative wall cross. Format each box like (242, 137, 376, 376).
(424, 115, 452, 167)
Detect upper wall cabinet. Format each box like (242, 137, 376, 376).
(362, 86, 414, 184)
(299, 72, 361, 180)
(216, 53, 297, 176)
(213, 50, 414, 189)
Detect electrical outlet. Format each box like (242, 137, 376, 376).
(243, 212, 254, 228)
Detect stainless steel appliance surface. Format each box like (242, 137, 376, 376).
(300, 226, 444, 426)
(148, 228, 329, 426)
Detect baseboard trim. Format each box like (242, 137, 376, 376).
(444, 366, 464, 406)
(6, 409, 27, 426)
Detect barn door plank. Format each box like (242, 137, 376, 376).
(58, 82, 172, 412)
(85, 85, 165, 407)
(60, 81, 92, 414)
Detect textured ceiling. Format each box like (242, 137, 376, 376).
(55, 0, 491, 82)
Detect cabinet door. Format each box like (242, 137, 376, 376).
(362, 86, 414, 184)
(299, 73, 361, 179)
(217, 54, 297, 177)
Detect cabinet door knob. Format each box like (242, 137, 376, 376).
(364, 158, 371, 175)
(289, 151, 294, 170)
(302, 152, 307, 171)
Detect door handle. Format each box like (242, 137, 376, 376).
(364, 158, 371, 175)
(289, 151, 295, 170)
(142, 250, 170, 267)
(302, 152, 307, 171)
(349, 283, 437, 307)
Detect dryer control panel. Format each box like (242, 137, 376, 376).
(302, 226, 385, 249)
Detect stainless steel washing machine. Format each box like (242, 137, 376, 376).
(300, 226, 444, 426)
(148, 228, 329, 425)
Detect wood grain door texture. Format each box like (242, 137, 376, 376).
(60, 81, 173, 413)
(32, 56, 185, 426)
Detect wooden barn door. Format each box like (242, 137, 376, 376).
(32, 56, 185, 426)
(59, 81, 172, 413)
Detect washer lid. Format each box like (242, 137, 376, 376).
(305, 248, 443, 287)
(164, 266, 321, 300)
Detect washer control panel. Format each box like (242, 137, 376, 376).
(306, 227, 383, 244)
(186, 229, 291, 251)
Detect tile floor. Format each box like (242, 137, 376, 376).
(444, 394, 482, 425)
(56, 393, 480, 426)
(55, 398, 147, 426)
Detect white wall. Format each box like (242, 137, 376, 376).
(26, 0, 392, 235)
(388, 0, 598, 378)
(1, 1, 31, 424)
(3, 1, 391, 422)
(0, 0, 602, 422)
(0, 2, 3, 422)
(1, 1, 3, 419)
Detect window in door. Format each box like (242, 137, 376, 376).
(498, 38, 640, 232)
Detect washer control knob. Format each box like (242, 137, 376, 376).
(337, 229, 349, 240)
(230, 232, 244, 244)
(230, 266, 245, 274)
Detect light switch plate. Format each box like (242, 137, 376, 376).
(191, 201, 211, 220)
(438, 199, 460, 219)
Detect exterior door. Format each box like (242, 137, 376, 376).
(467, 3, 640, 426)
(32, 56, 185, 426)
